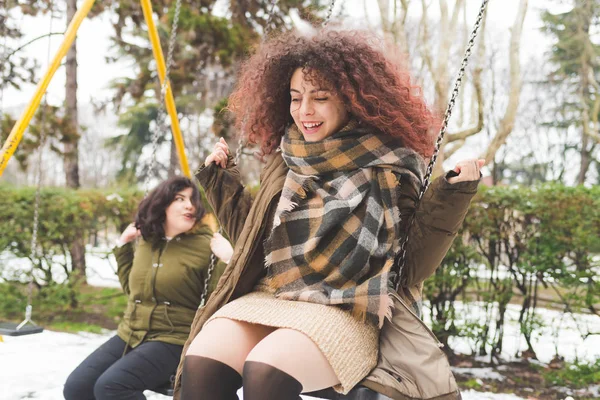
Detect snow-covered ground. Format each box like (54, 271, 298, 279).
(1, 250, 599, 399)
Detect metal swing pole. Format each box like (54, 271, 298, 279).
(0, 0, 97, 177)
(139, 0, 191, 178)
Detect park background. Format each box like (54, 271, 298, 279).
(1, 0, 599, 399)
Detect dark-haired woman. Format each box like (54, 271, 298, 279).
(174, 30, 483, 400)
(64, 176, 228, 400)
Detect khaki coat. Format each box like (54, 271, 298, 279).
(173, 153, 478, 399)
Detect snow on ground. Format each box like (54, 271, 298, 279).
(451, 368, 505, 381)
(460, 391, 526, 400)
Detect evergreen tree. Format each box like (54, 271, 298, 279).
(104, 0, 325, 182)
(541, 0, 600, 184)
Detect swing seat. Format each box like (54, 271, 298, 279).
(0, 321, 44, 336)
(307, 386, 391, 400)
(153, 385, 174, 396)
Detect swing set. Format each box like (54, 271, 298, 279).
(0, 0, 489, 397)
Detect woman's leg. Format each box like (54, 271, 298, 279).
(93, 340, 182, 400)
(181, 317, 275, 400)
(243, 328, 340, 399)
(63, 335, 126, 400)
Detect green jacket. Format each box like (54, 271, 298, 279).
(173, 153, 479, 399)
(113, 223, 226, 348)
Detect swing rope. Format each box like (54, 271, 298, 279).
(392, 0, 489, 290)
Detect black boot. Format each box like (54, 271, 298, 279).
(180, 356, 242, 400)
(242, 361, 303, 400)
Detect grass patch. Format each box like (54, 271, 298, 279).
(461, 378, 483, 390)
(543, 359, 600, 389)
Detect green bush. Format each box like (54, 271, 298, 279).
(424, 183, 600, 360)
(0, 185, 142, 287)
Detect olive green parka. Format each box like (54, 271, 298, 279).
(114, 223, 226, 349)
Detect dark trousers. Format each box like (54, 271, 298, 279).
(64, 335, 182, 400)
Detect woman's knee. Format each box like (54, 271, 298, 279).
(63, 371, 94, 400)
(185, 318, 274, 374)
(92, 372, 116, 400)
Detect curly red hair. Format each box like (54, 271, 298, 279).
(228, 30, 438, 158)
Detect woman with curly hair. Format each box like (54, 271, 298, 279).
(174, 30, 483, 400)
(63, 177, 229, 400)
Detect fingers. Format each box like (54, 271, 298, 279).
(448, 158, 483, 184)
(210, 232, 233, 263)
(205, 138, 230, 168)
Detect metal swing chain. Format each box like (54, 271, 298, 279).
(199, 235, 219, 308)
(234, 0, 338, 165)
(20, 114, 47, 330)
(18, 1, 56, 330)
(392, 0, 489, 291)
(143, 0, 183, 193)
(322, 0, 337, 27)
(0, 1, 11, 127)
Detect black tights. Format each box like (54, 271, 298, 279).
(180, 356, 303, 400)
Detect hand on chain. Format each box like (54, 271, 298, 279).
(447, 159, 485, 184)
(210, 232, 234, 264)
(205, 138, 229, 168)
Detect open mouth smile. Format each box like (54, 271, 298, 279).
(302, 121, 324, 134)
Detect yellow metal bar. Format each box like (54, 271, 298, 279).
(140, 0, 191, 178)
(0, 0, 97, 177)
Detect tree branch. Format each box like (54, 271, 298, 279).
(444, 139, 466, 159)
(2, 32, 65, 62)
(446, 9, 487, 143)
(480, 0, 528, 163)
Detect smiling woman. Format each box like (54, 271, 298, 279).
(289, 68, 350, 142)
(62, 176, 230, 400)
(176, 30, 483, 400)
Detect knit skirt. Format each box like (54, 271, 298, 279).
(206, 280, 380, 394)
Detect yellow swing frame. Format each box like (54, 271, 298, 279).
(0, 0, 191, 178)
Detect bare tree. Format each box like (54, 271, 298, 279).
(373, 0, 528, 174)
(65, 0, 86, 279)
(480, 0, 528, 163)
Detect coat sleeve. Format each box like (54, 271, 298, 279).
(113, 242, 135, 296)
(195, 155, 254, 245)
(398, 173, 479, 287)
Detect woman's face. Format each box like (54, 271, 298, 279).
(289, 68, 349, 142)
(164, 187, 196, 237)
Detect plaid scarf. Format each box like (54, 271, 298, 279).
(264, 123, 425, 327)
